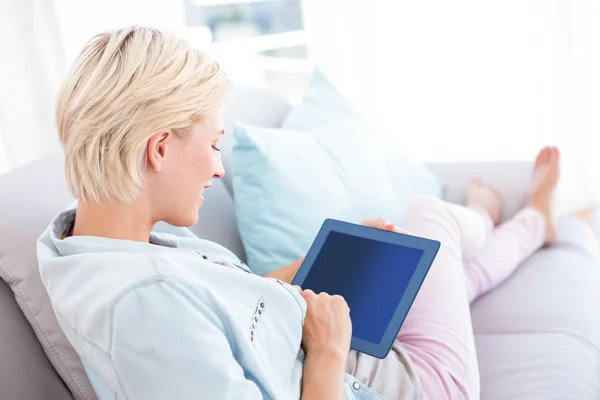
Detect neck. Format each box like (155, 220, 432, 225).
(72, 199, 155, 243)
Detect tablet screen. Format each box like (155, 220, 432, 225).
(300, 230, 425, 344)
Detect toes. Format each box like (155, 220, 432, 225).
(468, 178, 482, 193)
(469, 177, 482, 186)
(535, 146, 556, 167)
(542, 146, 552, 163)
(485, 183, 501, 198)
(550, 147, 560, 164)
(550, 147, 561, 180)
(535, 148, 544, 166)
(489, 185, 502, 200)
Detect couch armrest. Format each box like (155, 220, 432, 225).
(425, 161, 533, 222)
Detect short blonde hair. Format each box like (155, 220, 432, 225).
(56, 26, 231, 203)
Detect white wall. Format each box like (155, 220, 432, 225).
(54, 0, 186, 66)
(0, 0, 64, 172)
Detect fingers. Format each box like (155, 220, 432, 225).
(360, 217, 396, 231)
(360, 217, 384, 226)
(296, 288, 348, 307)
(297, 287, 314, 298)
(382, 221, 395, 231)
(331, 294, 350, 312)
(360, 217, 414, 236)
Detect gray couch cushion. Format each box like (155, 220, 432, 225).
(0, 278, 73, 400)
(472, 217, 600, 337)
(476, 332, 600, 399)
(0, 155, 94, 400)
(471, 217, 600, 399)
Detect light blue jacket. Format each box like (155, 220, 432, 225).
(37, 209, 384, 400)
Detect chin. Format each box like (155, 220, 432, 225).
(165, 212, 199, 228)
(183, 212, 200, 227)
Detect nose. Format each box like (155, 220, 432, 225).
(213, 154, 225, 179)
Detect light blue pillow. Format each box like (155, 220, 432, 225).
(233, 69, 443, 276)
(233, 121, 404, 276)
(283, 69, 443, 207)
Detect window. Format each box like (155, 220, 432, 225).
(182, 0, 311, 103)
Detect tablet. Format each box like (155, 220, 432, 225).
(292, 218, 440, 359)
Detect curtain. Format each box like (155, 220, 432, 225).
(0, 0, 65, 173)
(301, 0, 600, 213)
(0, 0, 186, 174)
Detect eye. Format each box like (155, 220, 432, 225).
(212, 145, 220, 152)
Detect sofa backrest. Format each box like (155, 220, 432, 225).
(0, 278, 74, 400)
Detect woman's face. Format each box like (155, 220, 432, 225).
(147, 108, 225, 227)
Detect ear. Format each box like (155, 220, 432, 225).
(146, 130, 172, 173)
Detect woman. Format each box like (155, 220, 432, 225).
(38, 26, 560, 400)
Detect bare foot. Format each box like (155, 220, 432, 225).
(467, 178, 502, 226)
(528, 146, 560, 244)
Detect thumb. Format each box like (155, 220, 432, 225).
(382, 221, 395, 231)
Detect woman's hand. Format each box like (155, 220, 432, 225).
(296, 288, 352, 361)
(360, 217, 411, 235)
(297, 288, 351, 400)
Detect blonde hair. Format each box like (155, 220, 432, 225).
(56, 26, 231, 203)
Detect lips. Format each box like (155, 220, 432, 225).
(200, 184, 211, 199)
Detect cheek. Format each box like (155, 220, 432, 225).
(196, 146, 215, 175)
(186, 146, 216, 187)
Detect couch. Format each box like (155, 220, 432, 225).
(1, 86, 600, 400)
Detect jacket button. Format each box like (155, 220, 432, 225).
(353, 382, 360, 390)
(260, 302, 265, 308)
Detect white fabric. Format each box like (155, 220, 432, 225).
(300, 0, 600, 212)
(54, 0, 185, 66)
(0, 0, 186, 175)
(0, 0, 64, 174)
